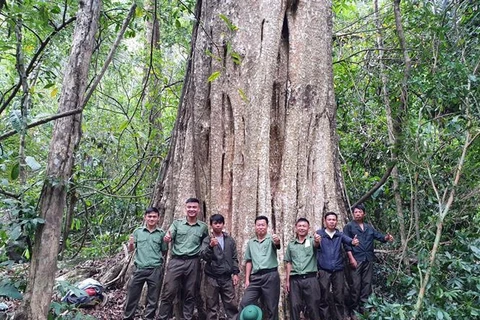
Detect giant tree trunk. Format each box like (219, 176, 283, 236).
(152, 0, 344, 317)
(15, 1, 100, 319)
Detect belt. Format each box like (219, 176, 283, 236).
(253, 267, 277, 275)
(172, 255, 199, 260)
(290, 272, 317, 279)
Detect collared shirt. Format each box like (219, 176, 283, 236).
(133, 227, 167, 269)
(316, 228, 353, 272)
(244, 234, 279, 274)
(343, 221, 387, 262)
(169, 218, 208, 256)
(284, 235, 318, 276)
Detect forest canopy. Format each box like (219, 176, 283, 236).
(1, 0, 479, 319)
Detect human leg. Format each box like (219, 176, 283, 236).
(218, 277, 238, 319)
(123, 268, 148, 320)
(181, 259, 201, 320)
(318, 270, 331, 320)
(359, 261, 373, 312)
(303, 276, 321, 320)
(157, 259, 184, 320)
(288, 277, 304, 320)
(331, 270, 345, 320)
(239, 274, 263, 312)
(205, 275, 220, 320)
(349, 264, 362, 313)
(144, 267, 163, 319)
(261, 271, 280, 320)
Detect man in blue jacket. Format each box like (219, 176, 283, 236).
(316, 212, 359, 320)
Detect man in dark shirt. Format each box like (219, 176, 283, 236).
(316, 212, 359, 320)
(344, 203, 393, 317)
(200, 214, 240, 320)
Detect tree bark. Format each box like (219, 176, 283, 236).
(152, 0, 344, 316)
(14, 0, 100, 319)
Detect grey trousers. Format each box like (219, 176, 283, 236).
(239, 270, 280, 320)
(124, 267, 163, 320)
(289, 274, 321, 320)
(204, 275, 238, 320)
(318, 269, 345, 320)
(158, 257, 201, 320)
(349, 260, 373, 313)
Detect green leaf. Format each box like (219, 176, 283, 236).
(231, 51, 242, 65)
(10, 225, 21, 241)
(25, 156, 42, 171)
(51, 6, 61, 14)
(0, 282, 23, 300)
(470, 245, 480, 258)
(238, 88, 249, 103)
(219, 14, 238, 31)
(118, 121, 129, 132)
(9, 110, 24, 133)
(10, 162, 20, 180)
(208, 71, 221, 82)
(437, 310, 444, 320)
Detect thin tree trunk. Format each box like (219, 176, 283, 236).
(14, 1, 100, 319)
(14, 0, 29, 185)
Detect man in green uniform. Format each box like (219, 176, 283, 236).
(158, 198, 209, 320)
(239, 215, 281, 320)
(123, 207, 167, 320)
(284, 218, 321, 320)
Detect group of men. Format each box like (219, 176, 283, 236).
(123, 198, 393, 320)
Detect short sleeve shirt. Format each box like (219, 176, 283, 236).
(133, 227, 167, 269)
(284, 235, 318, 275)
(169, 218, 209, 256)
(244, 234, 279, 274)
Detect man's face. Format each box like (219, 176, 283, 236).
(211, 221, 224, 234)
(324, 214, 337, 230)
(295, 221, 309, 237)
(144, 212, 160, 228)
(353, 208, 365, 222)
(186, 202, 200, 219)
(255, 219, 268, 237)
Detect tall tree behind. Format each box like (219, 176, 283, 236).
(15, 0, 101, 318)
(152, 0, 344, 314)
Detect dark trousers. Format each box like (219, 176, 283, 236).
(239, 270, 280, 320)
(289, 274, 321, 320)
(318, 269, 345, 320)
(349, 261, 373, 313)
(158, 258, 201, 320)
(204, 275, 238, 320)
(124, 267, 163, 320)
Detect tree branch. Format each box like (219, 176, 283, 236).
(350, 163, 395, 210)
(82, 2, 137, 108)
(0, 108, 83, 141)
(0, 16, 76, 115)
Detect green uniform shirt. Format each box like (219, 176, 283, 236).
(133, 227, 167, 269)
(244, 234, 279, 274)
(284, 235, 318, 275)
(169, 218, 208, 256)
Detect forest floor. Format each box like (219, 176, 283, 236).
(1, 256, 126, 319)
(1, 254, 210, 319)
